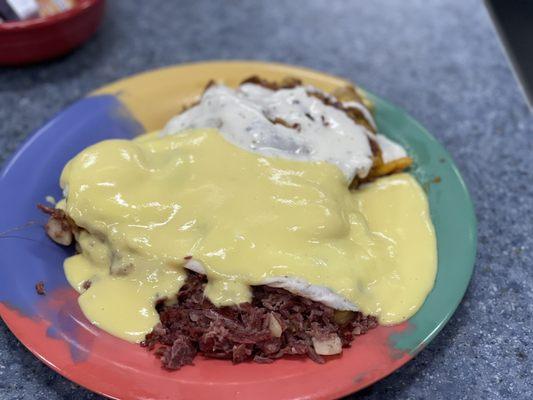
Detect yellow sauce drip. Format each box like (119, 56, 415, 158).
(62, 129, 437, 342)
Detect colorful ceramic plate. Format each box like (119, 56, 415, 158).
(0, 61, 476, 399)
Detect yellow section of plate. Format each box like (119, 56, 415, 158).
(92, 61, 352, 131)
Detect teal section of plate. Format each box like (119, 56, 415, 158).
(369, 93, 477, 354)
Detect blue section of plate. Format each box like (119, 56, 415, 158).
(0, 95, 143, 315)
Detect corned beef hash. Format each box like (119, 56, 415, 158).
(40, 76, 437, 369)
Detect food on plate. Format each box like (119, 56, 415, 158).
(40, 76, 437, 368)
(35, 280, 46, 295)
(142, 272, 378, 368)
(163, 76, 412, 188)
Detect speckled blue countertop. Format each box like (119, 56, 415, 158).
(0, 0, 532, 399)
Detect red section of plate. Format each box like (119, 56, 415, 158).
(0, 0, 105, 65)
(0, 298, 411, 400)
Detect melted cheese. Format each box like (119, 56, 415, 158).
(61, 129, 436, 342)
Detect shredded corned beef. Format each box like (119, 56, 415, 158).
(35, 281, 46, 295)
(142, 272, 377, 370)
(37, 204, 77, 246)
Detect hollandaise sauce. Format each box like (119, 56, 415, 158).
(60, 129, 437, 342)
